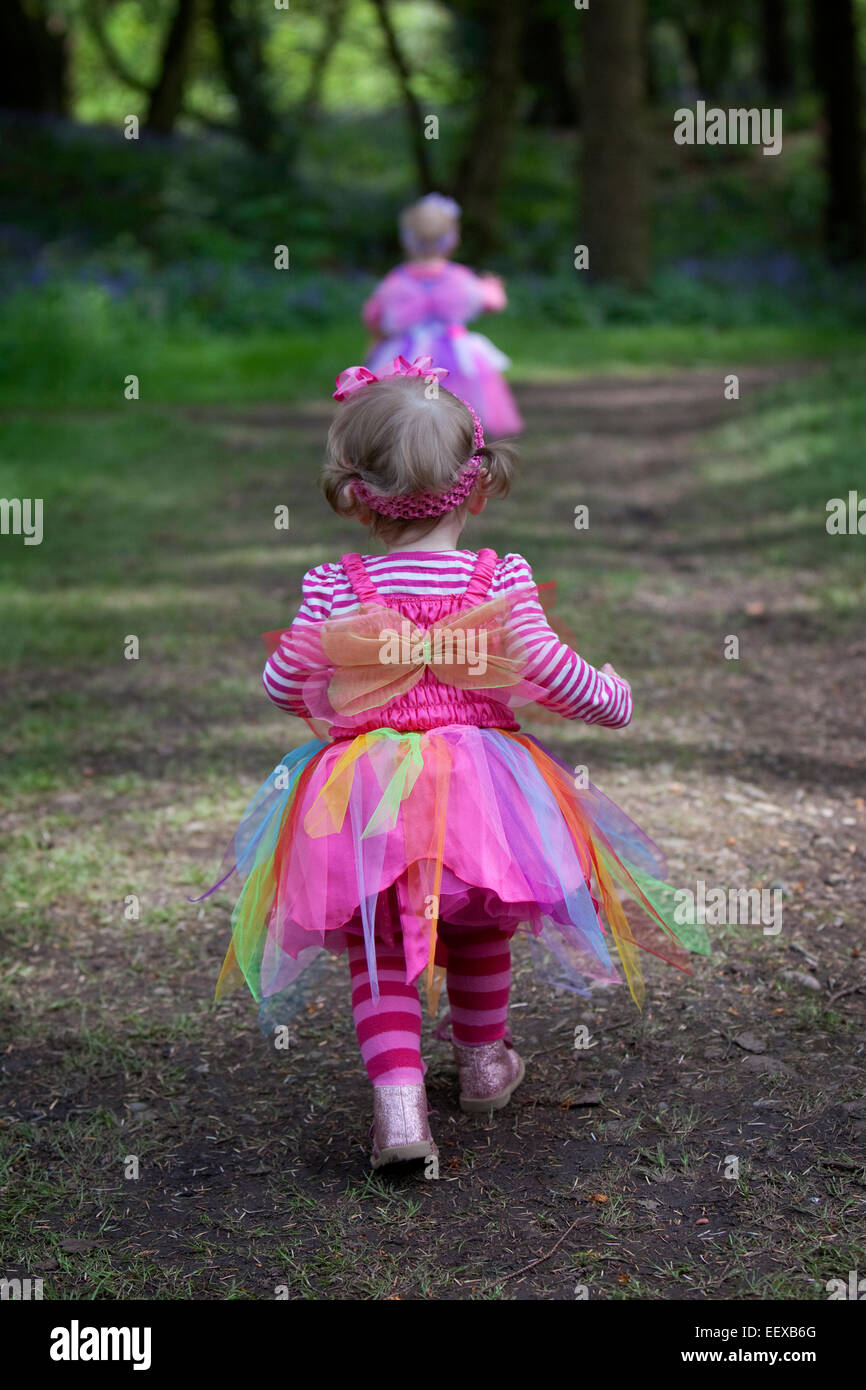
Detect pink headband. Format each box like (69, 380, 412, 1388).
(332, 355, 486, 520)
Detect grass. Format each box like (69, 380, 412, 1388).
(1, 334, 865, 1299)
(0, 291, 861, 410)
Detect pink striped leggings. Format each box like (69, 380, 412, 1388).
(348, 925, 511, 1086)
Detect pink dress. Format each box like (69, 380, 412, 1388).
(209, 550, 710, 1022)
(362, 261, 524, 438)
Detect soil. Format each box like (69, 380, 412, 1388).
(2, 367, 864, 1301)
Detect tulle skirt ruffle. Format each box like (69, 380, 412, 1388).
(210, 726, 710, 1017)
(367, 326, 523, 438)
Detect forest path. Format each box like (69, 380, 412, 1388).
(2, 363, 864, 1300)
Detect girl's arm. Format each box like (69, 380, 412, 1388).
(501, 556, 633, 728)
(262, 565, 335, 717)
(362, 282, 385, 335)
(477, 272, 507, 313)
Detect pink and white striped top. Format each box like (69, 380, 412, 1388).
(263, 550, 632, 732)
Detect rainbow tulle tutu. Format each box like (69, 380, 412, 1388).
(209, 725, 711, 1019)
(203, 585, 711, 1019)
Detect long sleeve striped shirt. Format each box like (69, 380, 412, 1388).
(263, 550, 632, 728)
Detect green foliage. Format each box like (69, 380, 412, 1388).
(73, 0, 458, 126)
(3, 99, 864, 353)
(2, 104, 864, 414)
(0, 356, 862, 803)
(1, 274, 861, 413)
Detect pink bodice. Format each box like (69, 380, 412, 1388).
(263, 550, 633, 733)
(362, 261, 489, 335)
(326, 549, 519, 738)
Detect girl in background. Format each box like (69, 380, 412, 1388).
(363, 193, 524, 438)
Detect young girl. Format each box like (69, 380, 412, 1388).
(211, 356, 708, 1170)
(362, 193, 523, 439)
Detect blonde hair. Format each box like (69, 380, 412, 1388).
(399, 195, 460, 258)
(321, 377, 517, 544)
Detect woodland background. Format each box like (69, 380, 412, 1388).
(2, 0, 866, 404)
(1, 1, 865, 1303)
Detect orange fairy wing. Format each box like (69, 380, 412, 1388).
(422, 586, 586, 729)
(327, 664, 424, 717)
(319, 603, 407, 665)
(266, 604, 432, 721)
(518, 580, 581, 724)
(426, 594, 531, 692)
(321, 603, 427, 716)
(537, 579, 580, 650)
(263, 584, 581, 725)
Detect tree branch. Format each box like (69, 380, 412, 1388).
(301, 0, 348, 121)
(84, 0, 235, 135)
(370, 0, 434, 192)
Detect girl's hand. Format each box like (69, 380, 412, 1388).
(478, 273, 507, 311)
(305, 717, 332, 741)
(602, 661, 628, 685)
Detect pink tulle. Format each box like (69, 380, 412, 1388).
(363, 262, 523, 437)
(257, 727, 624, 995)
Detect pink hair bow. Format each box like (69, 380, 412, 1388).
(333, 355, 450, 400)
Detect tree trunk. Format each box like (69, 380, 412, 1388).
(85, 0, 233, 134)
(301, 0, 348, 122)
(146, 0, 199, 135)
(0, 0, 70, 114)
(211, 0, 279, 154)
(760, 0, 792, 98)
(370, 0, 434, 192)
(811, 0, 865, 262)
(523, 9, 578, 127)
(681, 0, 737, 98)
(454, 0, 525, 259)
(581, 0, 650, 289)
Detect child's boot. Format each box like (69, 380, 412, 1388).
(370, 1083, 438, 1169)
(453, 1037, 525, 1113)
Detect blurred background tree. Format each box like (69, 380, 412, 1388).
(449, 0, 526, 257)
(0, 0, 864, 369)
(145, 0, 199, 136)
(0, 0, 72, 114)
(581, 0, 650, 289)
(810, 0, 865, 261)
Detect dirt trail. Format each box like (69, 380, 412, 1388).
(3, 367, 864, 1301)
